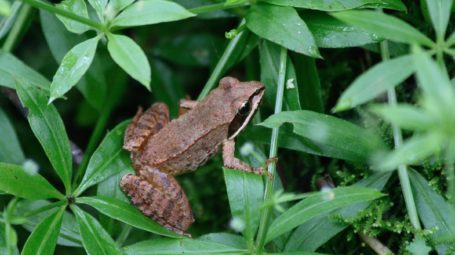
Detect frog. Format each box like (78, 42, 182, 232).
(120, 77, 267, 235)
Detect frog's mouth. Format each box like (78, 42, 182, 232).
(228, 87, 265, 140)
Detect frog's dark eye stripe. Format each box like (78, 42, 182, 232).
(238, 101, 250, 116)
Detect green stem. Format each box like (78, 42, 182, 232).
(116, 225, 132, 246)
(380, 41, 422, 231)
(197, 20, 246, 100)
(20, 0, 104, 31)
(255, 47, 287, 254)
(1, 3, 30, 51)
(189, 1, 249, 15)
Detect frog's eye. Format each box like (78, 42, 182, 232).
(238, 101, 250, 116)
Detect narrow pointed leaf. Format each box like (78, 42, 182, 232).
(334, 55, 414, 111)
(108, 0, 134, 13)
(425, 0, 452, 38)
(266, 187, 384, 241)
(370, 104, 435, 131)
(16, 81, 72, 193)
(263, 0, 406, 11)
(246, 3, 320, 57)
(87, 0, 107, 21)
(107, 33, 151, 89)
(75, 121, 130, 196)
(77, 196, 181, 238)
(71, 205, 123, 255)
(332, 11, 434, 47)
(0, 108, 25, 164)
(111, 0, 195, 28)
(56, 0, 90, 34)
(0, 0, 11, 16)
(0, 163, 63, 200)
(22, 206, 65, 255)
(50, 37, 99, 102)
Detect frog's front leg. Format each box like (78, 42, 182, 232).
(178, 99, 198, 116)
(222, 140, 265, 175)
(120, 166, 194, 235)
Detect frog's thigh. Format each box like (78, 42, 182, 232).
(120, 167, 194, 235)
(124, 103, 170, 152)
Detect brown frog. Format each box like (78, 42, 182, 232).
(120, 77, 267, 235)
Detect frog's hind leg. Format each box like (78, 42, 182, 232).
(120, 167, 194, 235)
(124, 103, 170, 152)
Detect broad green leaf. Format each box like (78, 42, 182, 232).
(49, 37, 100, 102)
(223, 168, 263, 241)
(0, 163, 63, 200)
(413, 45, 454, 108)
(107, 33, 151, 89)
(21, 206, 65, 255)
(0, 108, 25, 164)
(0, 1, 22, 40)
(77, 196, 181, 238)
(376, 134, 443, 171)
(285, 172, 392, 252)
(71, 205, 123, 255)
(332, 11, 434, 47)
(87, 0, 107, 21)
(75, 121, 130, 196)
(111, 0, 195, 27)
(97, 170, 130, 202)
(263, 0, 406, 11)
(409, 169, 455, 252)
(266, 187, 383, 241)
(447, 31, 455, 46)
(425, 0, 452, 38)
(259, 41, 301, 110)
(0, 0, 11, 16)
(197, 233, 246, 249)
(260, 111, 385, 162)
(108, 0, 134, 13)
(56, 0, 90, 34)
(124, 238, 247, 255)
(16, 81, 72, 193)
(304, 12, 379, 48)
(0, 51, 49, 90)
(334, 55, 415, 111)
(40, 10, 107, 111)
(370, 104, 435, 131)
(292, 54, 323, 112)
(2, 222, 18, 255)
(246, 3, 320, 57)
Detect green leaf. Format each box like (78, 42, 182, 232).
(0, 0, 11, 16)
(49, 37, 100, 102)
(223, 168, 263, 241)
(284, 172, 392, 252)
(406, 237, 432, 255)
(87, 0, 107, 21)
(266, 187, 384, 241)
(123, 238, 247, 255)
(75, 121, 130, 196)
(56, 0, 90, 34)
(77, 196, 181, 238)
(260, 111, 385, 162)
(16, 81, 72, 193)
(107, 33, 151, 89)
(0, 51, 50, 90)
(376, 134, 443, 171)
(424, 0, 452, 38)
(259, 41, 301, 110)
(304, 11, 379, 48)
(246, 3, 320, 57)
(263, 0, 406, 11)
(0, 163, 63, 200)
(334, 55, 415, 111)
(40, 10, 107, 111)
(197, 233, 246, 249)
(447, 31, 455, 46)
(111, 0, 195, 28)
(409, 169, 455, 252)
(332, 11, 434, 47)
(370, 104, 435, 131)
(21, 206, 65, 255)
(108, 0, 134, 13)
(71, 205, 123, 255)
(0, 108, 25, 164)
(291, 54, 323, 112)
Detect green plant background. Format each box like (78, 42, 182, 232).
(0, 0, 454, 254)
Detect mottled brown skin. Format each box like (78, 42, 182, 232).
(120, 77, 266, 235)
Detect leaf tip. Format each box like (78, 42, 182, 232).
(332, 99, 351, 113)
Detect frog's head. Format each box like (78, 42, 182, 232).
(219, 77, 265, 139)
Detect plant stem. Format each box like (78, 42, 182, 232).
(380, 41, 422, 231)
(116, 225, 132, 246)
(1, 3, 30, 51)
(360, 233, 394, 255)
(197, 20, 245, 100)
(255, 47, 287, 254)
(20, 0, 104, 31)
(189, 1, 249, 15)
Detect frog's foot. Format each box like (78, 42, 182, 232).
(120, 169, 194, 235)
(222, 140, 265, 176)
(124, 103, 170, 152)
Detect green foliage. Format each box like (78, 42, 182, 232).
(0, 0, 454, 254)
